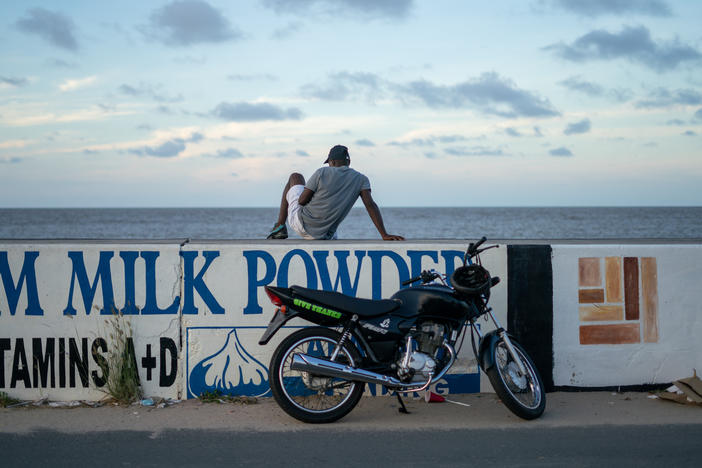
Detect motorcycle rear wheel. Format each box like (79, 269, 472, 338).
(269, 327, 364, 424)
(486, 338, 545, 420)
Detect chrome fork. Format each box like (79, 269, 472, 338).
(485, 307, 527, 376)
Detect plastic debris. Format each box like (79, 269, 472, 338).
(140, 398, 155, 406)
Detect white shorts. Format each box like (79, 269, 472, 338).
(286, 185, 315, 239)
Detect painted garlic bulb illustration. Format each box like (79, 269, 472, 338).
(189, 329, 270, 397)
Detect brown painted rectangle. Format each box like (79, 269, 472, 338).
(641, 257, 659, 343)
(605, 257, 623, 303)
(623, 257, 639, 320)
(579, 289, 605, 303)
(579, 305, 624, 322)
(580, 323, 640, 345)
(579, 257, 601, 287)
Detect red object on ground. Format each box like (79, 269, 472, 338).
(425, 391, 446, 403)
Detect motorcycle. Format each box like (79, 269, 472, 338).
(258, 237, 545, 423)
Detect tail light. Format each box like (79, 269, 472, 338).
(265, 288, 283, 307)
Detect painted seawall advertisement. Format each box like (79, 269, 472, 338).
(2, 240, 701, 401)
(1, 241, 504, 401)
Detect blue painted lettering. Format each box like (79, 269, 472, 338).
(313, 250, 366, 296)
(0, 251, 44, 316)
(180, 251, 224, 315)
(63, 251, 116, 316)
(277, 249, 317, 289)
(243, 250, 276, 315)
(141, 251, 180, 314)
(368, 251, 410, 300)
(119, 251, 139, 315)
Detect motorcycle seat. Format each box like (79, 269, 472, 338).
(291, 285, 401, 317)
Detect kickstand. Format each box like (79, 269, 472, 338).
(395, 392, 410, 414)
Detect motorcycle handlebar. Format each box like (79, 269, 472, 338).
(401, 276, 422, 286)
(468, 236, 487, 255)
(402, 270, 440, 286)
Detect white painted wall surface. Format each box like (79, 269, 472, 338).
(2, 241, 505, 401)
(0, 242, 182, 401)
(552, 244, 702, 387)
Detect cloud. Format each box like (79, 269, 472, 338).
(0, 157, 23, 164)
(301, 71, 384, 102)
(271, 21, 303, 39)
(564, 118, 591, 135)
(445, 146, 507, 157)
(203, 147, 244, 158)
(665, 119, 686, 126)
(558, 76, 605, 97)
(118, 82, 184, 103)
(302, 71, 558, 117)
(144, 1, 242, 46)
(59, 76, 97, 92)
(682, 130, 697, 136)
(261, 0, 413, 20)
(227, 73, 277, 81)
(212, 102, 303, 121)
(548, 0, 672, 17)
(45, 58, 78, 68)
(544, 25, 702, 72)
(129, 132, 203, 158)
(506, 127, 522, 137)
(400, 72, 560, 118)
(15, 8, 78, 51)
(0, 76, 29, 87)
(296, 149, 309, 156)
(549, 147, 573, 156)
(695, 108, 702, 120)
(355, 139, 375, 147)
(388, 134, 475, 148)
(636, 88, 702, 108)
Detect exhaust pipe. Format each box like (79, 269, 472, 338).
(290, 342, 456, 391)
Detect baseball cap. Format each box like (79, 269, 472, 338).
(324, 145, 349, 164)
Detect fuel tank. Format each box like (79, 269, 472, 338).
(356, 285, 473, 362)
(390, 284, 473, 324)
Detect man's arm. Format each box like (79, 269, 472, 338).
(360, 189, 404, 241)
(298, 188, 314, 206)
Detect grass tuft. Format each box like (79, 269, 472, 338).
(103, 311, 143, 404)
(198, 390, 257, 405)
(0, 391, 21, 408)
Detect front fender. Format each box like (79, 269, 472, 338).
(477, 329, 513, 372)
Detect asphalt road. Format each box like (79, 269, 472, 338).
(3, 425, 702, 467)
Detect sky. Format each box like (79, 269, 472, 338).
(1, 0, 701, 207)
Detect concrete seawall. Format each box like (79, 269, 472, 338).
(2, 239, 701, 401)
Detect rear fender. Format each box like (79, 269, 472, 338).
(258, 307, 300, 345)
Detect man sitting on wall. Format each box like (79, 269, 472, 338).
(267, 145, 404, 241)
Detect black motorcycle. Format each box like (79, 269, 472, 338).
(259, 237, 545, 423)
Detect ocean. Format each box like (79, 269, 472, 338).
(1, 207, 700, 240)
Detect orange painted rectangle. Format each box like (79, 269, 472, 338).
(579, 289, 605, 303)
(605, 257, 623, 303)
(624, 257, 639, 320)
(579, 258, 601, 287)
(579, 305, 624, 322)
(641, 257, 659, 343)
(580, 323, 640, 345)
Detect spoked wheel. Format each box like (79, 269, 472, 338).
(269, 327, 364, 423)
(486, 338, 545, 420)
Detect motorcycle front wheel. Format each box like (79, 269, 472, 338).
(269, 327, 364, 424)
(486, 338, 545, 420)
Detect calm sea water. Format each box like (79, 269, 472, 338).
(0, 207, 700, 240)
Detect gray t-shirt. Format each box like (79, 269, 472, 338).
(299, 166, 371, 239)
